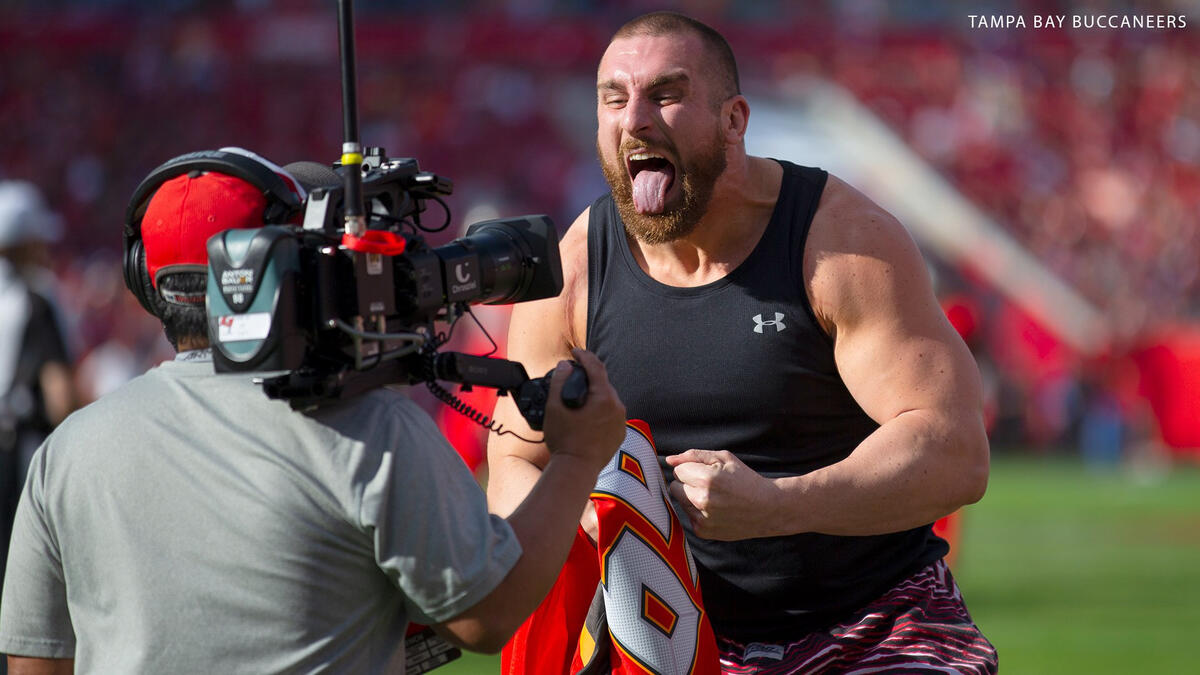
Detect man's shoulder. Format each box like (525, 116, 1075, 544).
(813, 173, 880, 217)
(808, 174, 909, 253)
(560, 208, 590, 293)
(32, 366, 170, 470)
(48, 361, 279, 442)
(56, 365, 166, 423)
(312, 386, 418, 423)
(506, 204, 592, 351)
(804, 173, 929, 330)
(308, 386, 440, 443)
(560, 204, 593, 272)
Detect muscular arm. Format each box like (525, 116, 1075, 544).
(669, 178, 988, 538)
(486, 209, 591, 519)
(786, 179, 989, 534)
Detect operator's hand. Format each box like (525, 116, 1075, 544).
(666, 449, 784, 541)
(542, 348, 626, 473)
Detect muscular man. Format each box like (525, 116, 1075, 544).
(488, 12, 997, 673)
(0, 149, 626, 674)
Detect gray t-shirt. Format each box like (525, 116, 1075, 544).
(0, 357, 521, 673)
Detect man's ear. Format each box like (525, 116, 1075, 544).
(723, 95, 750, 144)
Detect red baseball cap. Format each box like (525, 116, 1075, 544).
(141, 171, 267, 289)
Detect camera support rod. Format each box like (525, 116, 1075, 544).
(259, 352, 534, 410)
(433, 353, 531, 392)
(336, 0, 366, 237)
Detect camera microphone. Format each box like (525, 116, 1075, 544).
(284, 161, 341, 193)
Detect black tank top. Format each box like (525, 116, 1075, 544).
(586, 160, 947, 641)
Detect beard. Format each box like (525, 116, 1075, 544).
(598, 128, 727, 245)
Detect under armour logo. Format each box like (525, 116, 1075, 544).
(753, 312, 786, 333)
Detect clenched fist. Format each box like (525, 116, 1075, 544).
(666, 449, 786, 541)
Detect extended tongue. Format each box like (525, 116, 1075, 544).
(632, 168, 673, 214)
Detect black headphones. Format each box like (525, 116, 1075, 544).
(122, 148, 304, 316)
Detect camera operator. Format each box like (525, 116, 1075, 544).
(0, 148, 626, 675)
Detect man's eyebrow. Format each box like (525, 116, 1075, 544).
(597, 79, 626, 93)
(597, 71, 691, 93)
(646, 71, 690, 90)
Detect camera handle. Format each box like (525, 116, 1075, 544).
(259, 351, 588, 437)
(433, 353, 589, 431)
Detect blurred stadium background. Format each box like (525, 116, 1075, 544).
(2, 0, 1198, 672)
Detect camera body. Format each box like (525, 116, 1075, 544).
(204, 148, 565, 408)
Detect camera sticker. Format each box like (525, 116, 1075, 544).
(217, 312, 272, 342)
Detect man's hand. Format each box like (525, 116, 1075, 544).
(542, 348, 626, 473)
(666, 450, 784, 541)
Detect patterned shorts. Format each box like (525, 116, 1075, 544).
(716, 559, 998, 674)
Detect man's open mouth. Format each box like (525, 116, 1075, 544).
(627, 152, 676, 215)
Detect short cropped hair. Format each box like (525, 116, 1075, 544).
(611, 11, 741, 104)
(155, 273, 208, 350)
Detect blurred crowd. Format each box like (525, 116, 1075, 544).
(1, 0, 1197, 463)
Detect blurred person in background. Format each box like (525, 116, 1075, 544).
(489, 11, 996, 674)
(0, 181, 75, 609)
(0, 148, 628, 674)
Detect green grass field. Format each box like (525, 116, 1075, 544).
(435, 454, 1200, 673)
(955, 453, 1200, 674)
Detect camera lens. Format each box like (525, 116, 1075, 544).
(434, 215, 562, 306)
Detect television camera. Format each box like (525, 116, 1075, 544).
(203, 1, 585, 432)
(204, 147, 585, 430)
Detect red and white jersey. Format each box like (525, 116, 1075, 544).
(503, 421, 719, 675)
